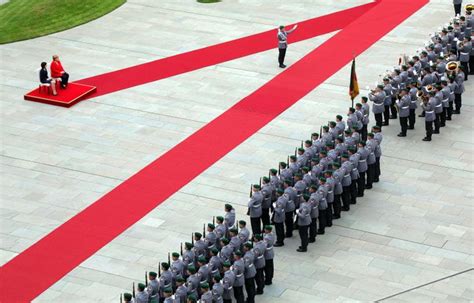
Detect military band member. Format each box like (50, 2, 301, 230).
(421, 95, 435, 141)
(212, 275, 224, 303)
(222, 261, 236, 303)
(440, 80, 451, 126)
(323, 170, 335, 226)
(163, 288, 174, 303)
(248, 184, 263, 235)
(252, 234, 266, 294)
(237, 220, 250, 244)
(136, 283, 149, 303)
(459, 36, 472, 79)
(356, 141, 369, 197)
(369, 84, 386, 128)
(272, 189, 287, 246)
(408, 81, 418, 129)
(224, 204, 236, 229)
(147, 271, 160, 302)
(283, 180, 296, 237)
(396, 88, 411, 137)
(317, 177, 328, 235)
(347, 148, 360, 203)
(200, 282, 212, 303)
(454, 66, 465, 114)
(308, 185, 320, 242)
(340, 154, 353, 208)
(260, 177, 273, 227)
(231, 253, 245, 303)
(447, 75, 458, 119)
(365, 136, 377, 189)
(295, 194, 311, 252)
(243, 243, 257, 303)
(382, 78, 393, 125)
(263, 225, 275, 285)
(174, 277, 188, 303)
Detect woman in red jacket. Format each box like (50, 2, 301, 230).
(50, 55, 69, 88)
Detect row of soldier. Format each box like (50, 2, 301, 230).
(247, 117, 384, 253)
(121, 207, 275, 303)
(368, 12, 472, 141)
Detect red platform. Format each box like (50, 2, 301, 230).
(24, 83, 96, 108)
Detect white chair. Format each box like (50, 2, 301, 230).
(38, 83, 51, 95)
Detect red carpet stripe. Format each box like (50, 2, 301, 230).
(76, 2, 376, 98)
(0, 0, 427, 301)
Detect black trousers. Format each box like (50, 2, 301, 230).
(318, 209, 327, 233)
(224, 299, 232, 303)
(374, 113, 383, 128)
(250, 217, 261, 235)
(255, 268, 265, 292)
(350, 181, 357, 204)
(460, 61, 469, 80)
(361, 124, 367, 141)
(298, 224, 309, 249)
(399, 116, 408, 135)
(441, 107, 447, 126)
(234, 286, 245, 303)
(454, 3, 461, 15)
(425, 120, 433, 139)
(366, 164, 375, 188)
(275, 222, 285, 244)
(342, 186, 351, 210)
(261, 208, 270, 227)
(434, 113, 441, 132)
(59, 72, 69, 87)
(470, 55, 474, 75)
(285, 212, 293, 237)
(309, 218, 317, 241)
(264, 259, 274, 284)
(332, 194, 342, 217)
(390, 98, 398, 118)
(326, 204, 333, 226)
(278, 48, 287, 66)
(448, 101, 454, 118)
(383, 105, 390, 123)
(409, 109, 416, 128)
(245, 278, 256, 303)
(375, 157, 381, 181)
(357, 171, 366, 196)
(454, 94, 462, 112)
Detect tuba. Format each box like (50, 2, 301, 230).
(446, 61, 459, 72)
(466, 4, 474, 11)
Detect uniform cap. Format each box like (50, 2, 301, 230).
(319, 177, 327, 182)
(344, 130, 352, 135)
(123, 293, 132, 301)
(229, 228, 238, 234)
(187, 294, 197, 303)
(185, 242, 194, 249)
(311, 157, 319, 162)
(207, 223, 215, 229)
(161, 262, 170, 270)
(276, 188, 284, 194)
(279, 162, 287, 168)
(172, 252, 179, 258)
(213, 274, 222, 282)
(319, 150, 327, 156)
(290, 155, 297, 160)
(270, 168, 278, 174)
(198, 256, 207, 263)
(333, 163, 341, 168)
(225, 204, 232, 210)
(221, 238, 230, 244)
(188, 265, 196, 273)
(138, 283, 145, 290)
(294, 172, 303, 178)
(303, 193, 311, 201)
(305, 140, 312, 145)
(367, 132, 374, 137)
(211, 247, 219, 254)
(194, 232, 202, 239)
(234, 250, 243, 256)
(323, 125, 329, 130)
(238, 220, 246, 226)
(164, 287, 173, 293)
(302, 166, 309, 172)
(298, 147, 305, 152)
(244, 242, 253, 249)
(310, 185, 318, 190)
(264, 225, 273, 231)
(324, 170, 333, 176)
(149, 271, 157, 278)
(341, 153, 349, 159)
(254, 234, 263, 240)
(223, 261, 231, 267)
(262, 176, 270, 183)
(216, 216, 224, 222)
(253, 184, 261, 190)
(311, 132, 319, 137)
(176, 276, 185, 283)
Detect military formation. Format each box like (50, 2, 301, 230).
(368, 8, 473, 141)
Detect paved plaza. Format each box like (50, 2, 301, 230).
(1, 0, 473, 302)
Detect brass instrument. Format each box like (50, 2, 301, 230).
(446, 61, 459, 72)
(466, 4, 474, 11)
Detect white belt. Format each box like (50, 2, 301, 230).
(266, 246, 273, 250)
(352, 168, 357, 171)
(257, 255, 264, 259)
(460, 52, 469, 55)
(252, 204, 261, 208)
(228, 286, 233, 290)
(373, 103, 384, 106)
(328, 190, 333, 194)
(401, 106, 409, 109)
(248, 264, 253, 268)
(435, 104, 442, 108)
(411, 101, 417, 103)
(425, 110, 434, 113)
(344, 174, 350, 177)
(236, 274, 243, 278)
(450, 92, 454, 95)
(442, 98, 449, 102)
(359, 159, 366, 162)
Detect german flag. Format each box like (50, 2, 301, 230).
(349, 58, 359, 102)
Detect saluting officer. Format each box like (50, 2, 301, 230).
(277, 24, 298, 68)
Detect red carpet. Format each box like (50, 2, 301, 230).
(1, 0, 428, 301)
(24, 83, 96, 107)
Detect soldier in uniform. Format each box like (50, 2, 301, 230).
(368, 84, 386, 128)
(279, 162, 292, 183)
(283, 180, 296, 238)
(396, 88, 411, 137)
(171, 253, 184, 284)
(248, 184, 263, 235)
(382, 78, 393, 125)
(219, 238, 233, 264)
(123, 293, 133, 303)
(215, 216, 227, 246)
(260, 177, 273, 227)
(360, 97, 370, 140)
(193, 232, 207, 260)
(229, 228, 242, 253)
(454, 66, 465, 114)
(408, 81, 418, 129)
(356, 141, 369, 197)
(159, 263, 173, 300)
(212, 275, 224, 303)
(348, 149, 360, 204)
(175, 277, 188, 303)
(269, 168, 281, 193)
(252, 234, 266, 294)
(296, 194, 312, 252)
(208, 248, 222, 279)
(421, 95, 435, 141)
(440, 80, 451, 126)
(340, 154, 353, 207)
(186, 266, 200, 299)
(163, 288, 174, 303)
(147, 271, 160, 302)
(365, 136, 377, 190)
(186, 294, 197, 303)
(197, 256, 210, 284)
(263, 225, 275, 285)
(136, 283, 149, 303)
(307, 185, 320, 242)
(231, 253, 245, 303)
(200, 282, 213, 303)
(237, 220, 250, 244)
(301, 166, 312, 187)
(317, 177, 328, 235)
(224, 204, 236, 229)
(272, 188, 287, 246)
(372, 126, 383, 182)
(331, 163, 344, 216)
(222, 262, 236, 303)
(277, 24, 298, 68)
(182, 242, 195, 277)
(205, 224, 217, 252)
(243, 243, 257, 303)
(459, 36, 472, 79)
(323, 170, 335, 226)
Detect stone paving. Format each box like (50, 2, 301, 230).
(0, 0, 473, 302)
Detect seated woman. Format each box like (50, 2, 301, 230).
(50, 55, 69, 88)
(39, 62, 57, 95)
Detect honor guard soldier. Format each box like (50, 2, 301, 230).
(197, 256, 210, 283)
(308, 185, 320, 242)
(294, 173, 307, 198)
(147, 271, 160, 302)
(205, 224, 217, 251)
(222, 261, 236, 303)
(432, 88, 443, 133)
(408, 81, 418, 129)
(329, 121, 338, 139)
(323, 170, 335, 226)
(175, 277, 188, 303)
(186, 266, 200, 299)
(382, 78, 393, 125)
(355, 103, 368, 141)
(200, 282, 213, 303)
(317, 177, 329, 235)
(301, 166, 312, 186)
(212, 275, 224, 303)
(186, 294, 197, 303)
(331, 163, 344, 214)
(360, 97, 370, 140)
(171, 252, 185, 282)
(421, 95, 435, 141)
(296, 194, 312, 252)
(209, 248, 222, 279)
(335, 115, 346, 135)
(229, 228, 242, 253)
(372, 126, 383, 182)
(263, 225, 275, 285)
(310, 158, 323, 184)
(283, 180, 296, 237)
(368, 84, 386, 128)
(252, 234, 266, 294)
(193, 232, 207, 259)
(348, 147, 361, 197)
(163, 288, 174, 303)
(277, 24, 298, 68)
(459, 37, 472, 79)
(304, 140, 316, 161)
(279, 162, 292, 182)
(296, 147, 308, 168)
(272, 189, 287, 246)
(440, 80, 450, 126)
(238, 220, 250, 244)
(215, 216, 227, 246)
(356, 141, 369, 196)
(288, 155, 299, 174)
(447, 75, 458, 120)
(260, 177, 273, 227)
(340, 155, 353, 208)
(224, 204, 236, 229)
(454, 66, 465, 114)
(123, 293, 133, 303)
(344, 130, 356, 148)
(396, 88, 411, 137)
(136, 283, 149, 303)
(182, 242, 195, 277)
(248, 184, 263, 235)
(365, 136, 377, 189)
(243, 243, 257, 303)
(160, 263, 173, 299)
(269, 168, 281, 191)
(219, 238, 233, 264)
(230, 253, 244, 303)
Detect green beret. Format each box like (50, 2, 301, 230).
(329, 121, 336, 126)
(323, 125, 329, 130)
(344, 130, 352, 134)
(123, 293, 132, 300)
(176, 276, 185, 283)
(234, 250, 243, 256)
(320, 150, 327, 155)
(172, 252, 179, 258)
(279, 162, 287, 168)
(200, 282, 210, 289)
(164, 287, 173, 293)
(297, 147, 305, 152)
(294, 172, 302, 178)
(319, 177, 327, 182)
(213, 274, 222, 282)
(223, 261, 231, 267)
(187, 294, 197, 303)
(149, 271, 157, 278)
(225, 204, 232, 209)
(229, 228, 238, 234)
(373, 126, 381, 130)
(211, 247, 219, 254)
(185, 242, 194, 249)
(305, 140, 312, 145)
(303, 193, 310, 201)
(359, 141, 366, 146)
(197, 256, 207, 263)
(221, 238, 229, 244)
(270, 168, 278, 174)
(208, 223, 215, 229)
(311, 132, 319, 137)
(161, 262, 170, 270)
(264, 225, 273, 231)
(367, 132, 374, 137)
(194, 232, 202, 239)
(290, 155, 297, 160)
(276, 188, 284, 194)
(311, 157, 319, 162)
(347, 146, 356, 152)
(301, 166, 309, 172)
(238, 220, 246, 226)
(216, 216, 224, 222)
(333, 163, 341, 168)
(324, 170, 333, 176)
(310, 185, 318, 190)
(325, 142, 333, 147)
(254, 234, 263, 240)
(188, 265, 196, 273)
(262, 176, 270, 183)
(244, 242, 253, 249)
(253, 184, 261, 190)
(138, 283, 145, 290)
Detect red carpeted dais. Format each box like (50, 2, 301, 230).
(24, 83, 96, 107)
